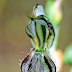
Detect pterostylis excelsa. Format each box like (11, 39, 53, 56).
(21, 4, 56, 72)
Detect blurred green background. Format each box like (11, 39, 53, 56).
(0, 0, 72, 72)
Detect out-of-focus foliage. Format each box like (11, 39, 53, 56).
(45, 0, 63, 26)
(64, 44, 72, 65)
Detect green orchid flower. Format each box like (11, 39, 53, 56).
(25, 4, 55, 54)
(21, 4, 56, 72)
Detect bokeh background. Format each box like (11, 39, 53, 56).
(0, 0, 72, 72)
